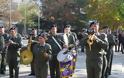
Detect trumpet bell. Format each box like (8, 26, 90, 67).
(20, 47, 33, 65)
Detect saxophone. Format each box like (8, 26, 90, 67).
(20, 36, 33, 65)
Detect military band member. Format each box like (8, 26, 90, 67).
(0, 25, 9, 74)
(28, 28, 37, 76)
(100, 26, 108, 78)
(47, 23, 64, 78)
(32, 33, 52, 78)
(6, 27, 22, 78)
(80, 21, 108, 78)
(105, 28, 116, 77)
(63, 24, 78, 74)
(0, 26, 6, 74)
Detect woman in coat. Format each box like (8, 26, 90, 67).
(32, 33, 52, 78)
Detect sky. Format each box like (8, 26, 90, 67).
(12, 0, 22, 3)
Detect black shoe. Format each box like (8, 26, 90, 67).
(28, 73, 35, 76)
(0, 71, 5, 74)
(108, 72, 111, 75)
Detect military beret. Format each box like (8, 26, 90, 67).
(49, 22, 57, 29)
(0, 26, 4, 28)
(89, 20, 99, 27)
(9, 27, 16, 31)
(38, 32, 47, 37)
(64, 24, 71, 29)
(32, 28, 36, 30)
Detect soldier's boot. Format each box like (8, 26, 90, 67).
(0, 64, 6, 74)
(15, 67, 19, 78)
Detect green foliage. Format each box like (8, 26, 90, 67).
(17, 0, 124, 31)
(18, 2, 39, 27)
(84, 0, 124, 30)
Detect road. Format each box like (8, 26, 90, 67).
(0, 52, 124, 78)
(0, 40, 124, 78)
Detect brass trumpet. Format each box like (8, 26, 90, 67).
(87, 34, 94, 51)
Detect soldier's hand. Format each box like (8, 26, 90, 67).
(63, 44, 68, 48)
(92, 35, 97, 41)
(43, 52, 49, 61)
(43, 52, 49, 58)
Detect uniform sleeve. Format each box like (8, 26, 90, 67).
(108, 34, 116, 46)
(72, 32, 78, 46)
(72, 32, 78, 41)
(0, 36, 5, 51)
(46, 44, 52, 60)
(95, 33, 109, 50)
(79, 33, 88, 47)
(17, 34, 22, 48)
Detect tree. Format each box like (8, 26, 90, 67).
(18, 1, 39, 27)
(40, 0, 124, 30)
(40, 0, 88, 30)
(85, 0, 124, 30)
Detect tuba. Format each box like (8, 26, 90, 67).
(20, 36, 33, 65)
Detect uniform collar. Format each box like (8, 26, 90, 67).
(39, 43, 45, 47)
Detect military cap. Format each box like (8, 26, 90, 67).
(89, 20, 99, 27)
(0, 23, 4, 28)
(9, 26, 16, 31)
(0, 26, 4, 28)
(49, 23, 57, 29)
(32, 28, 36, 30)
(64, 24, 71, 29)
(38, 32, 47, 37)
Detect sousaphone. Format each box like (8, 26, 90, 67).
(20, 36, 33, 65)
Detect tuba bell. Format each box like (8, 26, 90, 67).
(20, 36, 33, 65)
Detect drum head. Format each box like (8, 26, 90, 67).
(57, 50, 73, 62)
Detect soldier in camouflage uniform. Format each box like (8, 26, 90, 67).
(28, 28, 37, 76)
(80, 21, 108, 78)
(32, 33, 52, 78)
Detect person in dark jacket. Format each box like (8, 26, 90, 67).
(63, 24, 78, 76)
(0, 26, 6, 74)
(118, 31, 123, 52)
(106, 29, 116, 77)
(6, 27, 22, 78)
(121, 31, 124, 54)
(28, 28, 37, 76)
(0, 25, 10, 74)
(47, 23, 64, 78)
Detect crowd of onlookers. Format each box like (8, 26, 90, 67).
(114, 30, 124, 54)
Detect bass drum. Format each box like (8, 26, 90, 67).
(57, 48, 73, 63)
(20, 47, 33, 65)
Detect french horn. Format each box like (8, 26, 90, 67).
(20, 36, 33, 65)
